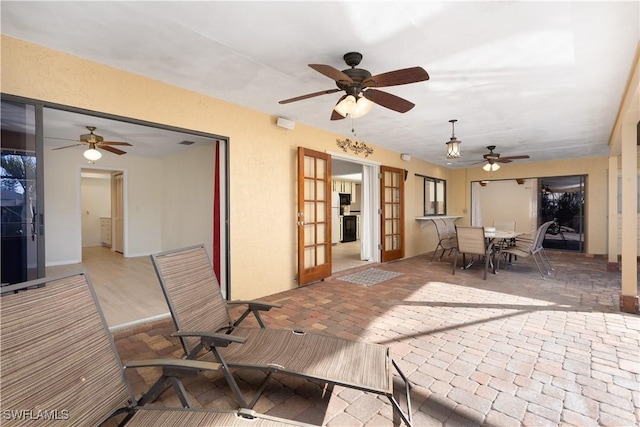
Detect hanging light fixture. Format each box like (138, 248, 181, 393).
(334, 95, 374, 118)
(83, 143, 102, 161)
(334, 95, 357, 117)
(445, 119, 461, 159)
(351, 96, 374, 118)
(482, 162, 500, 172)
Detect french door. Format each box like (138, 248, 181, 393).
(1, 99, 45, 284)
(297, 147, 332, 285)
(380, 165, 404, 262)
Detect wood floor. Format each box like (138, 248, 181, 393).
(46, 246, 170, 330)
(46, 243, 370, 329)
(332, 240, 373, 273)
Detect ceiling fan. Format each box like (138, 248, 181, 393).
(468, 146, 530, 171)
(279, 52, 429, 120)
(51, 126, 132, 159)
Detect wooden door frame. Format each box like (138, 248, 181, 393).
(111, 171, 124, 253)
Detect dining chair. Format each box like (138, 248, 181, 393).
(452, 226, 493, 280)
(430, 218, 457, 262)
(493, 220, 516, 232)
(498, 220, 555, 278)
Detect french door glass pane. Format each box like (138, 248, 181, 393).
(304, 201, 315, 222)
(316, 202, 326, 222)
(304, 247, 315, 268)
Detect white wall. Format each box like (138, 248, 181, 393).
(44, 143, 214, 265)
(160, 144, 215, 257)
(80, 175, 111, 247)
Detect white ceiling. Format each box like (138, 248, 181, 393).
(1, 1, 638, 167)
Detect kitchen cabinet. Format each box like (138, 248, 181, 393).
(100, 217, 112, 247)
(332, 180, 352, 193)
(332, 180, 358, 203)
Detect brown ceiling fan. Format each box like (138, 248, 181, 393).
(279, 52, 429, 120)
(51, 126, 132, 156)
(466, 145, 530, 171)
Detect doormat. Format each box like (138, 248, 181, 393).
(337, 268, 402, 287)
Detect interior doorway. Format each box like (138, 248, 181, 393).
(330, 156, 378, 273)
(80, 167, 126, 258)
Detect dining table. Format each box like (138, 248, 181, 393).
(485, 229, 523, 272)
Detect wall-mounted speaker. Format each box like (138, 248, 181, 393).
(276, 117, 296, 130)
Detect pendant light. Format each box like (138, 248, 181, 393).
(445, 119, 461, 159)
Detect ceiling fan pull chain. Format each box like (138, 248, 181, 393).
(351, 118, 356, 136)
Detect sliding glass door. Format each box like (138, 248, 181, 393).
(1, 99, 45, 284)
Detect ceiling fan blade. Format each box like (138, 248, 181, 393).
(496, 158, 513, 163)
(500, 155, 530, 161)
(363, 67, 429, 88)
(100, 141, 133, 146)
(279, 88, 341, 104)
(101, 146, 127, 155)
(330, 95, 347, 121)
(456, 158, 485, 163)
(331, 110, 346, 121)
(47, 136, 81, 142)
(308, 64, 353, 83)
(52, 143, 84, 150)
(363, 89, 415, 113)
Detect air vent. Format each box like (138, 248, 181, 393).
(179, 140, 195, 146)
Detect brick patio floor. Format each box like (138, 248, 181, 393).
(113, 251, 640, 426)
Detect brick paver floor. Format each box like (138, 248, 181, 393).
(113, 251, 640, 426)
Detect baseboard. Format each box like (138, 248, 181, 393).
(109, 312, 171, 334)
(45, 258, 82, 267)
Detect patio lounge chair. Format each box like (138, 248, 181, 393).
(151, 245, 413, 426)
(0, 272, 312, 426)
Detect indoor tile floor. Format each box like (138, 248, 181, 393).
(113, 251, 640, 426)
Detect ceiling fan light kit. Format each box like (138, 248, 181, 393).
(334, 95, 374, 118)
(83, 144, 102, 161)
(445, 119, 461, 159)
(483, 162, 500, 172)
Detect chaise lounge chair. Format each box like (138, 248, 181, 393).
(0, 272, 312, 426)
(151, 245, 413, 426)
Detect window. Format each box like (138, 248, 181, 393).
(417, 174, 446, 215)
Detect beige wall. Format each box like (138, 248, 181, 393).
(2, 36, 612, 299)
(478, 180, 537, 234)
